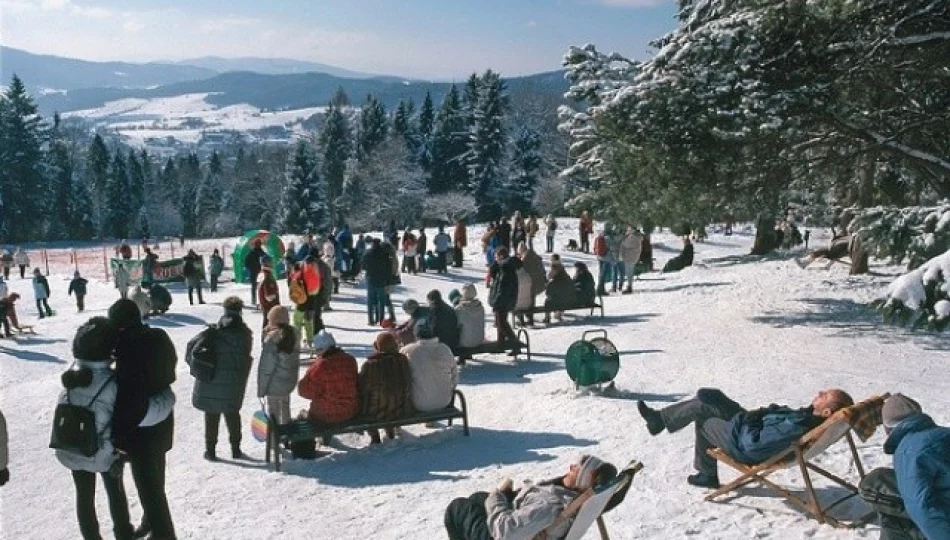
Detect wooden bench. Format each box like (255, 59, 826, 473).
(266, 389, 470, 472)
(453, 329, 531, 364)
(512, 295, 605, 323)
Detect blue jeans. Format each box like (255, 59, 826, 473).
(367, 286, 386, 324)
(597, 260, 611, 294)
(546, 235, 554, 253)
(612, 261, 625, 291)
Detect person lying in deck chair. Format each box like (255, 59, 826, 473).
(637, 388, 853, 488)
(859, 394, 950, 540)
(444, 454, 617, 540)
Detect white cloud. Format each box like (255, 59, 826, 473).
(199, 16, 255, 33)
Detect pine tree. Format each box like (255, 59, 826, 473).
(357, 94, 388, 160)
(178, 153, 201, 237)
(126, 149, 145, 223)
(430, 84, 469, 194)
(417, 91, 436, 174)
(467, 70, 509, 218)
(507, 125, 543, 214)
(68, 172, 96, 240)
(86, 134, 110, 218)
(279, 140, 318, 234)
(418, 92, 435, 140)
(104, 151, 131, 239)
(393, 100, 411, 139)
(462, 73, 481, 128)
(161, 157, 179, 207)
(330, 86, 350, 107)
(0, 75, 49, 242)
(320, 104, 352, 223)
(196, 150, 223, 236)
(47, 115, 73, 241)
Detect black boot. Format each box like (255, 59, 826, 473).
(637, 400, 665, 436)
(231, 443, 246, 460)
(204, 449, 218, 462)
(687, 472, 720, 489)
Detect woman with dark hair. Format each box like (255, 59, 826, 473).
(358, 332, 414, 445)
(257, 306, 300, 428)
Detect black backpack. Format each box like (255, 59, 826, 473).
(187, 325, 219, 382)
(49, 375, 114, 457)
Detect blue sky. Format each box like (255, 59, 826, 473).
(1, 0, 678, 79)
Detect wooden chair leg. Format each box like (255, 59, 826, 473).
(596, 516, 610, 540)
(796, 448, 824, 524)
(846, 432, 866, 479)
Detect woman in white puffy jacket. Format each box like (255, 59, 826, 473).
(56, 317, 174, 540)
(454, 284, 486, 348)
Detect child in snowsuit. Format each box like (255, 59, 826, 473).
(33, 268, 53, 318)
(68, 271, 88, 312)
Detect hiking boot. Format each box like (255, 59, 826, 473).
(203, 450, 218, 462)
(687, 472, 720, 489)
(133, 523, 151, 539)
(622, 287, 633, 295)
(637, 400, 665, 436)
(231, 445, 247, 460)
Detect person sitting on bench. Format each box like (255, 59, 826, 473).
(401, 318, 457, 413)
(391, 299, 432, 347)
(427, 289, 460, 350)
(297, 331, 358, 427)
(859, 394, 950, 540)
(572, 262, 597, 306)
(444, 454, 618, 540)
(358, 332, 414, 445)
(543, 260, 576, 324)
(636, 388, 853, 488)
(455, 284, 485, 349)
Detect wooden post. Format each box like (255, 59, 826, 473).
(170, 242, 175, 259)
(103, 246, 109, 280)
(43, 249, 50, 276)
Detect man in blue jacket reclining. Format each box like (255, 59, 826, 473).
(859, 394, 950, 540)
(637, 388, 853, 488)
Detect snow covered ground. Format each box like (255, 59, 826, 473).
(1, 223, 947, 540)
(63, 93, 324, 146)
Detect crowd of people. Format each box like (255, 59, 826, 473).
(1, 212, 946, 540)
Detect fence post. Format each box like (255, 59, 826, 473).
(170, 242, 175, 259)
(44, 249, 50, 276)
(103, 246, 109, 281)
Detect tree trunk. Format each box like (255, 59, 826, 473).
(849, 235, 869, 275)
(751, 216, 777, 255)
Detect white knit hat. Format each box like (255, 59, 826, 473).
(575, 455, 605, 491)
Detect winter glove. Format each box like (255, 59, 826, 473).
(0, 467, 10, 486)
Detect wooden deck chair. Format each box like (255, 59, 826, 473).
(539, 460, 644, 540)
(705, 395, 886, 528)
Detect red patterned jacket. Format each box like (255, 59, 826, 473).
(297, 347, 358, 425)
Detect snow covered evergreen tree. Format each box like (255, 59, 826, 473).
(279, 140, 328, 234)
(178, 153, 201, 237)
(68, 172, 97, 240)
(416, 91, 435, 174)
(430, 84, 469, 194)
(126, 150, 145, 225)
(357, 94, 388, 161)
(0, 75, 49, 242)
(506, 125, 543, 214)
(104, 151, 131, 239)
(466, 70, 508, 219)
(340, 139, 427, 230)
(86, 134, 110, 219)
(47, 116, 73, 241)
(196, 150, 223, 236)
(320, 104, 352, 224)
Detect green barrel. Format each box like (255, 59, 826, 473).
(565, 330, 620, 387)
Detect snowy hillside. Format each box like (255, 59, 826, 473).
(63, 93, 325, 147)
(1, 224, 947, 540)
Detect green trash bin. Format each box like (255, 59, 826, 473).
(565, 329, 620, 388)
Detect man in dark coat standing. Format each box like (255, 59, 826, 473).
(109, 299, 178, 540)
(361, 238, 391, 326)
(488, 247, 521, 355)
(187, 297, 253, 461)
(244, 240, 266, 306)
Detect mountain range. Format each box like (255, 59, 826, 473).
(1, 46, 569, 115)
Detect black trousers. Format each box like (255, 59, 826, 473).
(205, 411, 242, 447)
(210, 274, 219, 292)
(660, 388, 746, 476)
(437, 251, 448, 273)
(129, 450, 176, 540)
(71, 467, 135, 540)
(76, 294, 85, 311)
(2, 266, 8, 279)
(580, 232, 590, 253)
(494, 309, 518, 347)
(445, 491, 492, 540)
(19, 265, 26, 279)
(859, 468, 927, 540)
(453, 246, 463, 267)
(187, 283, 204, 305)
(36, 298, 52, 317)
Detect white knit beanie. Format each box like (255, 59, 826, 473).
(575, 455, 605, 491)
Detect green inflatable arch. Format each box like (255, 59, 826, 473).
(231, 230, 286, 283)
